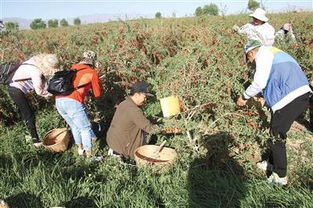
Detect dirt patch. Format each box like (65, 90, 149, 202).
(290, 121, 307, 133)
(287, 139, 305, 149)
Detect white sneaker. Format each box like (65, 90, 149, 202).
(267, 172, 288, 186)
(25, 135, 33, 143)
(108, 148, 121, 158)
(33, 142, 43, 148)
(257, 160, 273, 171)
(88, 156, 103, 162)
(77, 148, 84, 156)
(108, 148, 113, 155)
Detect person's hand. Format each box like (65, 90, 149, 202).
(236, 95, 248, 107)
(44, 93, 54, 101)
(232, 25, 240, 32)
(162, 127, 182, 134)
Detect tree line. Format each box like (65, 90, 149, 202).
(3, 17, 81, 32)
(4, 0, 261, 31)
(155, 0, 260, 18)
(30, 17, 81, 29)
(194, 0, 260, 16)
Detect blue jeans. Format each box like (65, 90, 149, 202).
(56, 98, 96, 151)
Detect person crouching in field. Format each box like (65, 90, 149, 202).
(8, 54, 60, 146)
(55, 51, 102, 158)
(236, 40, 312, 185)
(106, 81, 160, 162)
(275, 23, 296, 43)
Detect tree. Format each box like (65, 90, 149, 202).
(73, 18, 81, 26)
(60, 18, 69, 27)
(248, 0, 260, 11)
(219, 3, 228, 17)
(202, 3, 219, 16)
(5, 22, 19, 31)
(155, 12, 162, 19)
(48, 19, 58, 28)
(260, 0, 267, 10)
(30, 18, 46, 30)
(195, 7, 203, 16)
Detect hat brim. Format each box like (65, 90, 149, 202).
(79, 58, 94, 66)
(249, 14, 268, 22)
(145, 92, 154, 97)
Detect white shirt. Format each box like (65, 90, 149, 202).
(238, 22, 275, 46)
(244, 46, 273, 100)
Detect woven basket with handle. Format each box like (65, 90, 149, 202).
(134, 145, 177, 170)
(42, 128, 71, 152)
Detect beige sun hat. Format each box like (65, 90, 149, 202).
(79, 50, 97, 66)
(249, 8, 269, 22)
(33, 54, 60, 79)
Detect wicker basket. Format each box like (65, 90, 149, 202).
(134, 145, 177, 170)
(42, 128, 71, 152)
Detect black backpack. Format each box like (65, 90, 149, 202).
(47, 68, 88, 96)
(0, 62, 22, 84)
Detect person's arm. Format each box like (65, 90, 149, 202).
(91, 70, 102, 99)
(31, 69, 51, 97)
(238, 23, 266, 44)
(275, 29, 284, 40)
(237, 22, 254, 35)
(128, 106, 160, 134)
(288, 31, 296, 41)
(243, 49, 273, 100)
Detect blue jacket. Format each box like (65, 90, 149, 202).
(244, 47, 311, 112)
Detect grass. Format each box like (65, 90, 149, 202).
(0, 11, 313, 208)
(0, 110, 312, 208)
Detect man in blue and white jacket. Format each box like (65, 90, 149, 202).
(237, 40, 311, 185)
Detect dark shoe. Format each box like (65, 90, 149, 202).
(119, 157, 136, 166)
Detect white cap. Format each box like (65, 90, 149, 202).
(249, 8, 269, 22)
(283, 23, 292, 31)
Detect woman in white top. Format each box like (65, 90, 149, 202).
(8, 54, 59, 146)
(233, 8, 275, 46)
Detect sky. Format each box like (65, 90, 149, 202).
(1, 0, 312, 20)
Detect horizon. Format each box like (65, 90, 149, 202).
(1, 0, 313, 21)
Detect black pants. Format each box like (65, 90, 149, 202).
(262, 92, 310, 177)
(7, 86, 39, 140)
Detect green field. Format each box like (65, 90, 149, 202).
(0, 12, 313, 207)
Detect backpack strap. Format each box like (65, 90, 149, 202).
(75, 83, 90, 90)
(73, 67, 88, 73)
(73, 67, 90, 90)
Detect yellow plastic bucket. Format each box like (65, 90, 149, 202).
(160, 96, 180, 117)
